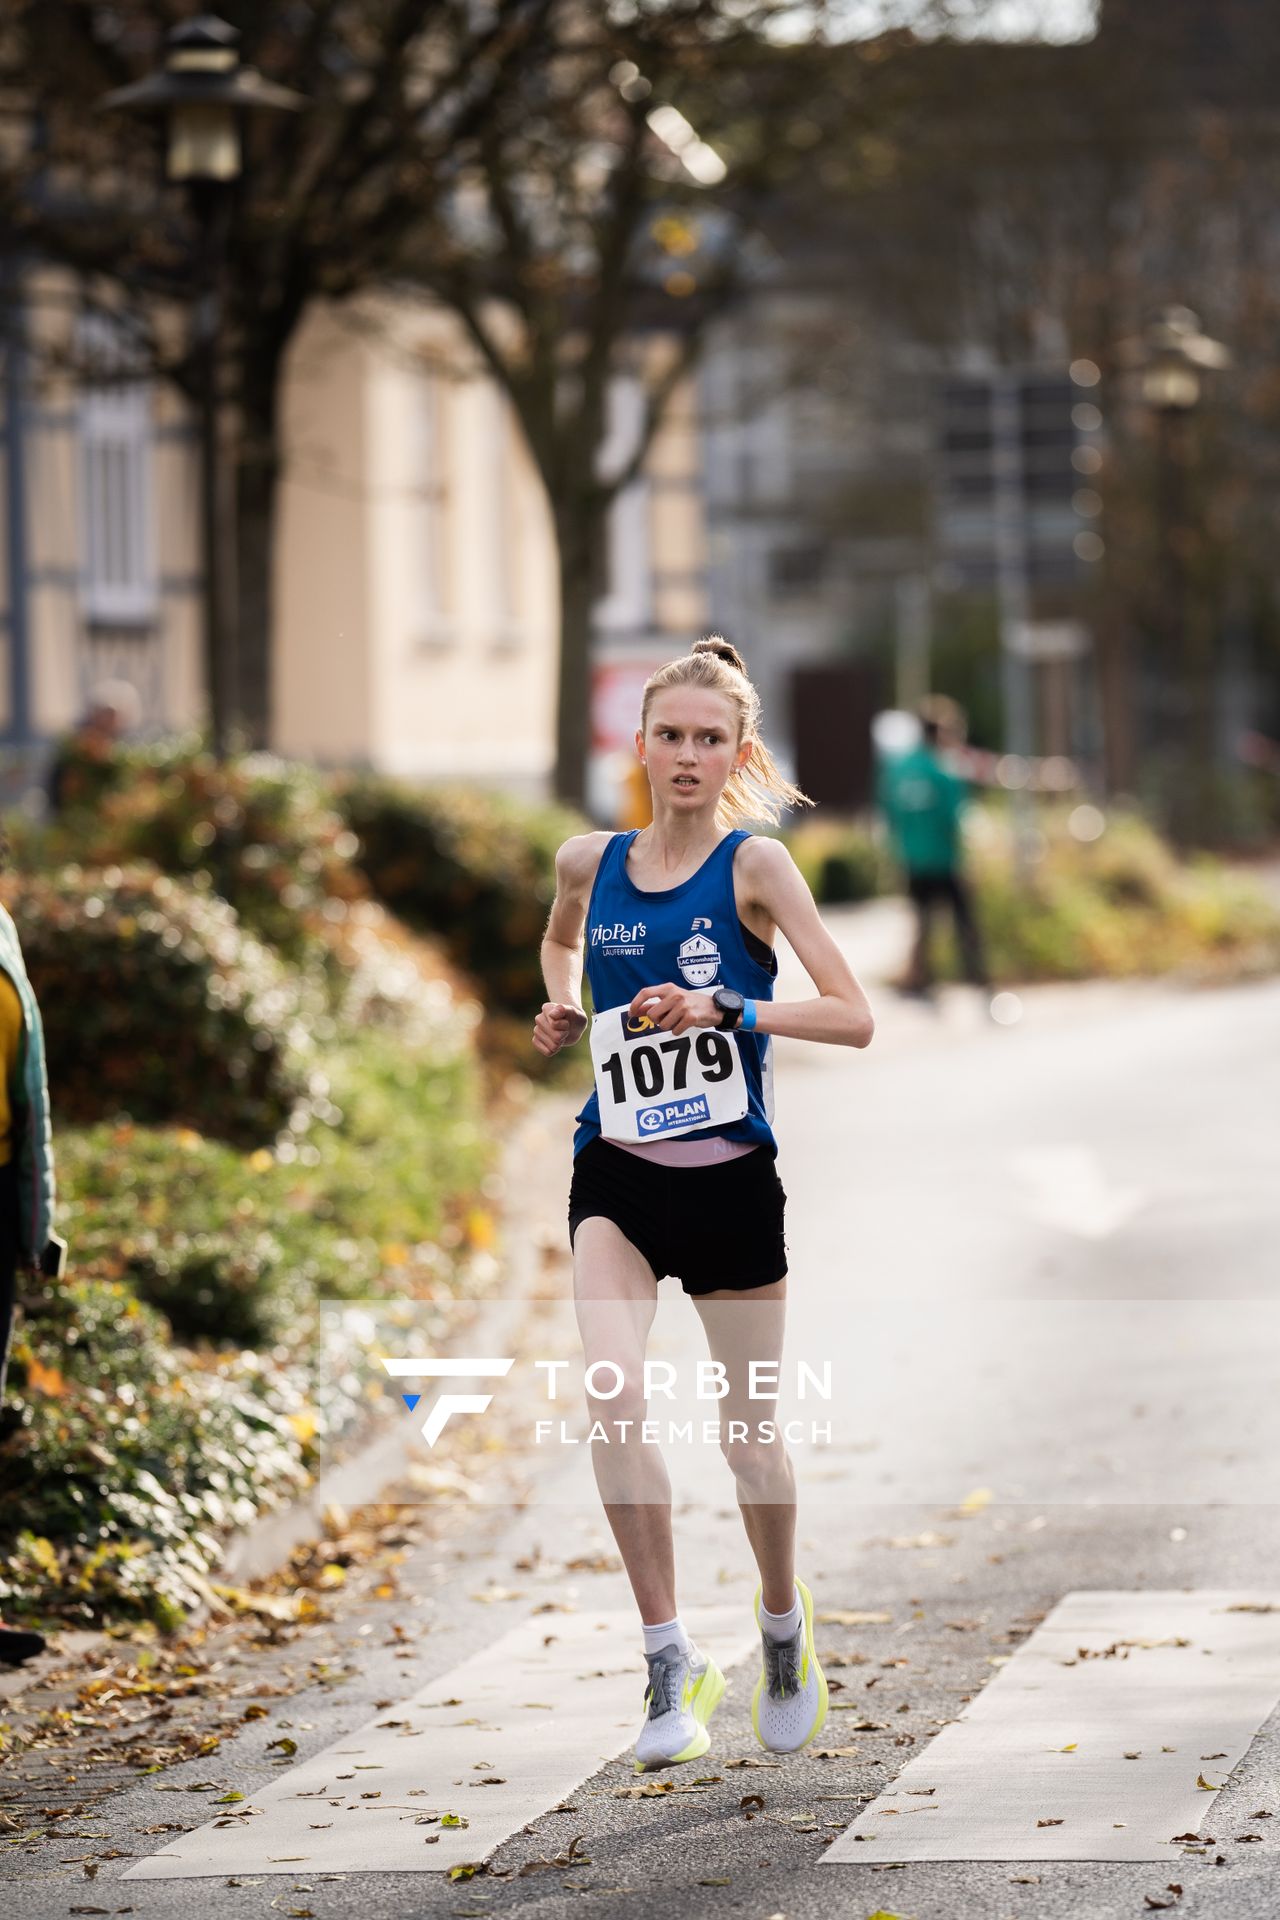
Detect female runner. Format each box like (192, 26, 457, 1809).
(532, 636, 874, 1772)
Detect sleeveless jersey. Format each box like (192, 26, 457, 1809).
(573, 828, 778, 1160)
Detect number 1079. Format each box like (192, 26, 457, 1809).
(600, 1032, 736, 1103)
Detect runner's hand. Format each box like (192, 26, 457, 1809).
(627, 984, 719, 1037)
(533, 1000, 588, 1056)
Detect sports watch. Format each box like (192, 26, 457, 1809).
(712, 987, 745, 1031)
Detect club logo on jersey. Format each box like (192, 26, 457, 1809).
(677, 928, 721, 988)
(590, 920, 647, 957)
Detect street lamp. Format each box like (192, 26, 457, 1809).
(1127, 305, 1230, 414)
(98, 17, 304, 757)
(1116, 306, 1231, 846)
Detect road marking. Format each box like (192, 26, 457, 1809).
(824, 1589, 1280, 1863)
(122, 1605, 758, 1881)
(1011, 1144, 1147, 1239)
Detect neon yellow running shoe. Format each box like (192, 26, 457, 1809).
(633, 1642, 727, 1773)
(751, 1578, 828, 1753)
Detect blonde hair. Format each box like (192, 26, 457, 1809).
(640, 635, 814, 830)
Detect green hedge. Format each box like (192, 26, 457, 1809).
(21, 736, 366, 968)
(0, 1271, 325, 1629)
(6, 863, 320, 1148)
(335, 777, 587, 1014)
(959, 805, 1280, 983)
(781, 816, 890, 904)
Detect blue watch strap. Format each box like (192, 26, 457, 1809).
(740, 998, 757, 1031)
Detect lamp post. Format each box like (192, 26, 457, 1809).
(98, 16, 303, 758)
(1118, 305, 1230, 845)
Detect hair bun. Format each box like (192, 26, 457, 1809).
(692, 633, 748, 675)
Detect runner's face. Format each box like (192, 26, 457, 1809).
(638, 692, 748, 808)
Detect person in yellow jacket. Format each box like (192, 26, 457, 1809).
(0, 852, 66, 1667)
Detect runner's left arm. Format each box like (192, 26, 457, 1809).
(740, 837, 874, 1048)
(627, 840, 873, 1046)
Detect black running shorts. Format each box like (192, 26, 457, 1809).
(567, 1135, 788, 1294)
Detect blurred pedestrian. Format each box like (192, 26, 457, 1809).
(876, 693, 991, 998)
(0, 823, 67, 1665)
(44, 678, 141, 819)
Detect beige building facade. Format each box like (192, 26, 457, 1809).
(1, 270, 710, 813)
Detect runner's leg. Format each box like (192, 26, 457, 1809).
(906, 873, 937, 990)
(690, 1276, 796, 1614)
(946, 870, 991, 987)
(572, 1216, 676, 1623)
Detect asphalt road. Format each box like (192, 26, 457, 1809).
(5, 904, 1280, 1920)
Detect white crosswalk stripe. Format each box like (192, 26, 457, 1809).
(823, 1589, 1280, 1863)
(122, 1606, 759, 1881)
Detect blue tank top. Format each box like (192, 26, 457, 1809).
(572, 828, 778, 1160)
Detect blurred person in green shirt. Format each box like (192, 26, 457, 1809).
(876, 694, 991, 997)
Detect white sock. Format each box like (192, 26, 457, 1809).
(642, 1614, 697, 1662)
(760, 1585, 802, 1642)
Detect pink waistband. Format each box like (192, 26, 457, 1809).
(608, 1136, 760, 1168)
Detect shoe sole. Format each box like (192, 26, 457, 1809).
(633, 1655, 727, 1773)
(751, 1578, 829, 1753)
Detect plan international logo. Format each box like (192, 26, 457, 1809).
(590, 919, 647, 957)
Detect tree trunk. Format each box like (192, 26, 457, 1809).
(1096, 597, 1137, 796)
(553, 505, 607, 813)
(234, 352, 285, 751)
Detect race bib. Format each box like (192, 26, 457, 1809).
(590, 999, 749, 1144)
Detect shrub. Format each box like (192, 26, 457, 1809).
(22, 735, 368, 968)
(782, 816, 890, 904)
(5, 863, 320, 1147)
(0, 1271, 332, 1628)
(54, 1007, 487, 1347)
(951, 804, 1280, 984)
(335, 778, 587, 1014)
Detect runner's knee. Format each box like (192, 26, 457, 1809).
(722, 1428, 793, 1491)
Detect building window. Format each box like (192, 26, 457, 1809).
(77, 312, 156, 626)
(410, 364, 454, 644)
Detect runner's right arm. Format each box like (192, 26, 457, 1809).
(532, 832, 610, 1057)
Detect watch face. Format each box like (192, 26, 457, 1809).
(715, 988, 744, 1013)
